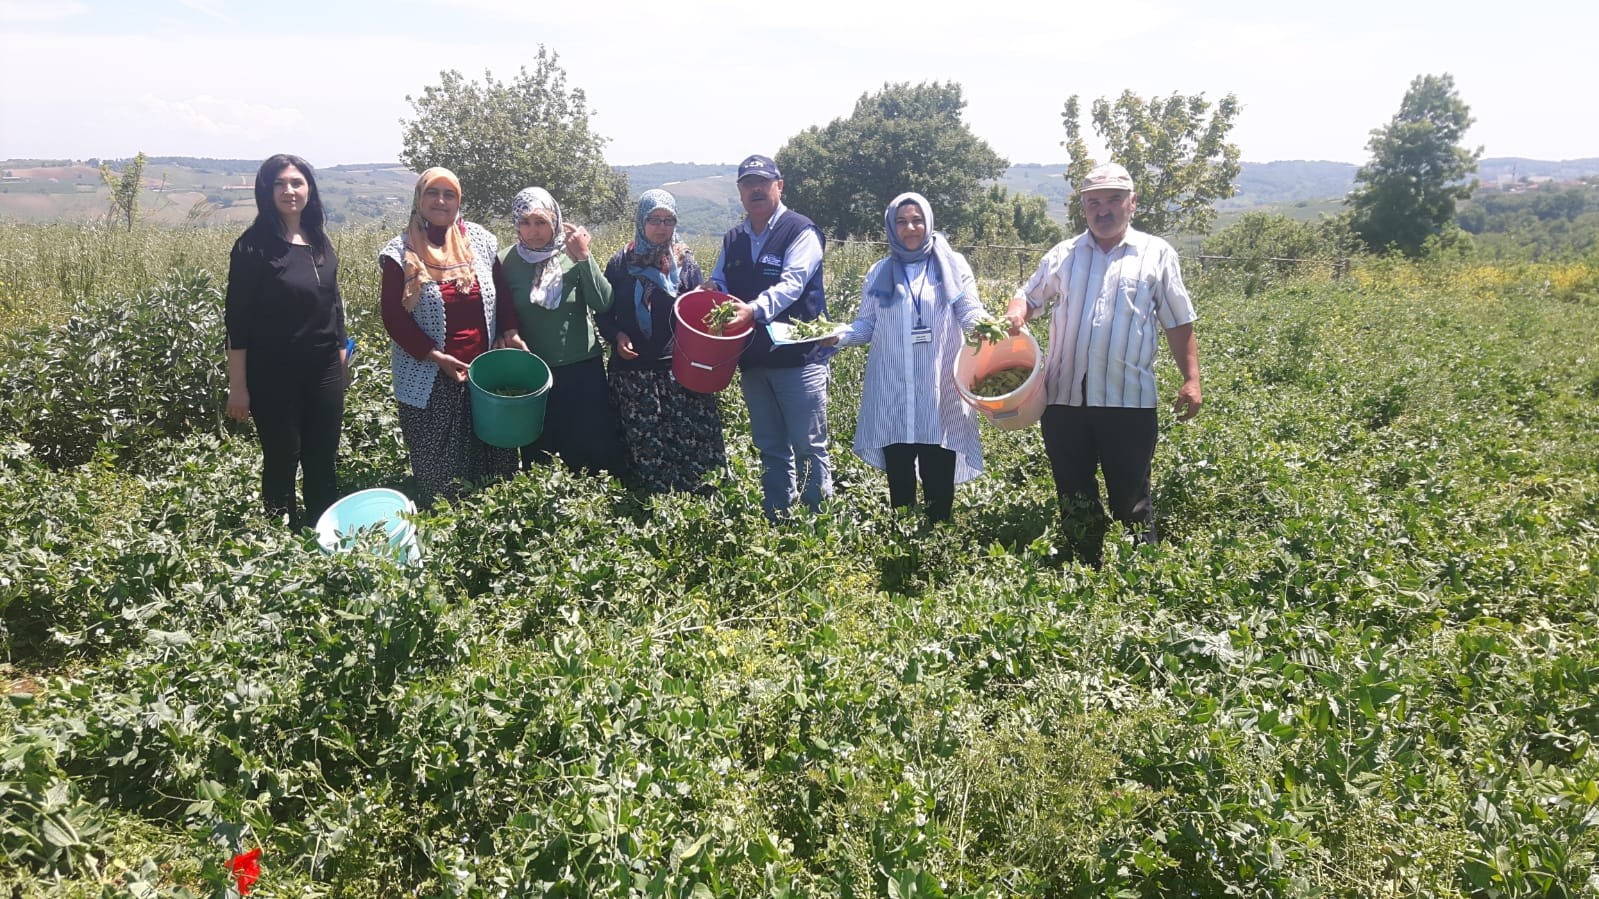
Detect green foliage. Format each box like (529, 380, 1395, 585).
(3, 232, 1599, 896)
(1062, 91, 1241, 237)
(98, 152, 146, 233)
(1458, 180, 1599, 260)
(399, 50, 629, 225)
(1349, 73, 1481, 257)
(1201, 211, 1359, 294)
(0, 269, 230, 468)
(956, 185, 1063, 247)
(777, 82, 1007, 239)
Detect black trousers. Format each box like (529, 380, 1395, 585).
(248, 350, 345, 528)
(1040, 405, 1158, 562)
(882, 443, 957, 522)
(521, 355, 624, 475)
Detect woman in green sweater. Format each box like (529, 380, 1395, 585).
(500, 187, 623, 474)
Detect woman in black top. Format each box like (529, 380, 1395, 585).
(225, 154, 348, 528)
(595, 189, 725, 494)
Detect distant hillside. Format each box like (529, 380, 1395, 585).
(8, 156, 1599, 236)
(0, 157, 416, 227)
(1222, 161, 1358, 208)
(1476, 157, 1599, 183)
(616, 164, 740, 235)
(999, 160, 1358, 210)
(621, 163, 736, 190)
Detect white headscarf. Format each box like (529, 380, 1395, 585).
(510, 186, 565, 309)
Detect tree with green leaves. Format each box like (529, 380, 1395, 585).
(399, 48, 627, 224)
(1347, 73, 1480, 257)
(1061, 91, 1240, 237)
(775, 82, 1007, 238)
(1202, 211, 1360, 294)
(960, 185, 1064, 246)
(99, 152, 146, 232)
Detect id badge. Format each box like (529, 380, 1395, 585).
(911, 325, 933, 344)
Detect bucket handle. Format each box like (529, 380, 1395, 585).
(690, 361, 715, 371)
(991, 409, 1020, 420)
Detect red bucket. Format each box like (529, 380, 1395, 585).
(672, 289, 753, 394)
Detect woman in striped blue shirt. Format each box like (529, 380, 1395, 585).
(835, 193, 987, 522)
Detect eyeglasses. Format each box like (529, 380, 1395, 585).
(644, 216, 677, 227)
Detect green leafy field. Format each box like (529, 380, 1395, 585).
(1, 227, 1596, 897)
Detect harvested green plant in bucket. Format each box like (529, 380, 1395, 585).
(490, 386, 532, 397)
(972, 366, 1031, 397)
(703, 301, 739, 335)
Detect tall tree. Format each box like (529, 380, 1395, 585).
(99, 152, 146, 232)
(399, 48, 628, 224)
(1347, 73, 1480, 257)
(776, 82, 1007, 238)
(1061, 91, 1240, 237)
(960, 185, 1064, 246)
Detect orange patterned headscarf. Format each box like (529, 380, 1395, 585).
(400, 167, 477, 311)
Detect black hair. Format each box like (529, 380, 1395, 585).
(251, 153, 331, 263)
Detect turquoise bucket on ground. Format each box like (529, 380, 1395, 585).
(314, 488, 421, 565)
(468, 349, 553, 448)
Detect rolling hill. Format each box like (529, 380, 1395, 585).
(6, 156, 1597, 236)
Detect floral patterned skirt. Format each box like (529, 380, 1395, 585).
(397, 369, 518, 504)
(609, 368, 727, 494)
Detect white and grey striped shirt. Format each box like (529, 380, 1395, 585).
(1014, 228, 1196, 409)
(839, 253, 987, 483)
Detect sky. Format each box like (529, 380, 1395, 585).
(2, 0, 1595, 170)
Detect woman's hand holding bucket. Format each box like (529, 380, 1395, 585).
(429, 349, 471, 382)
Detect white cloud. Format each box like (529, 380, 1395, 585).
(137, 94, 305, 141)
(0, 0, 85, 21)
(176, 0, 231, 22)
(2, 2, 1596, 167)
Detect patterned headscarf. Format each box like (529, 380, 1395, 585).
(400, 167, 476, 312)
(509, 186, 566, 310)
(625, 189, 685, 338)
(866, 192, 965, 307)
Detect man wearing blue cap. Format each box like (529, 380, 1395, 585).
(710, 154, 832, 518)
(1004, 162, 1202, 564)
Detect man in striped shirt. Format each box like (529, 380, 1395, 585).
(1004, 162, 1202, 564)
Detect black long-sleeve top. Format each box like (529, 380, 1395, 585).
(225, 225, 346, 358)
(596, 248, 704, 372)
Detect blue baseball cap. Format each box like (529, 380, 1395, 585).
(736, 154, 781, 181)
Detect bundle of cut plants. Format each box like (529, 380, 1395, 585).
(966, 317, 1011, 348)
(702, 301, 739, 336)
(783, 314, 838, 341)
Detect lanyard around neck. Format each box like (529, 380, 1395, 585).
(901, 264, 930, 326)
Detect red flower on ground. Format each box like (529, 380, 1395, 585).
(227, 847, 262, 895)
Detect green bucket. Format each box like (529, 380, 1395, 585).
(467, 349, 553, 448)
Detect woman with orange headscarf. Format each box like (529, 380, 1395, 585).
(379, 167, 528, 503)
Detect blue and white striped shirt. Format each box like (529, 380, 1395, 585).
(1014, 227, 1196, 408)
(839, 252, 987, 483)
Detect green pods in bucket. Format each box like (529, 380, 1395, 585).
(468, 349, 553, 448)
